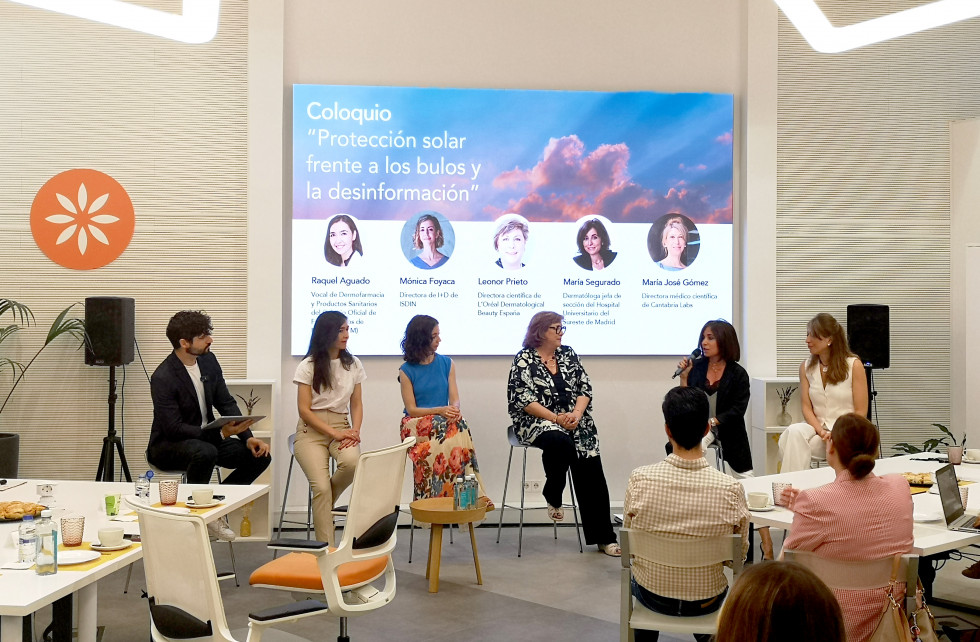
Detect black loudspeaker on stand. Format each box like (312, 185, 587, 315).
(85, 296, 135, 483)
(846, 304, 889, 431)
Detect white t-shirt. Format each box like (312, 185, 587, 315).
(293, 356, 366, 413)
(185, 361, 207, 426)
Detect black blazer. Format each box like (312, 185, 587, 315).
(573, 249, 617, 270)
(148, 351, 247, 449)
(687, 359, 752, 473)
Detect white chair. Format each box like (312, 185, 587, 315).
(123, 457, 238, 594)
(249, 437, 415, 642)
(782, 550, 919, 612)
(131, 501, 321, 642)
(495, 424, 584, 557)
(620, 528, 743, 642)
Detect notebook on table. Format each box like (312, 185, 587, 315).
(935, 464, 980, 533)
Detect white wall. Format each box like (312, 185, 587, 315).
(951, 119, 980, 449)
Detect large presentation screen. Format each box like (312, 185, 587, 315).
(292, 85, 733, 356)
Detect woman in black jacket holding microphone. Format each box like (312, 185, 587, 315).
(675, 320, 773, 557)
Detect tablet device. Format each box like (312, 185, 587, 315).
(203, 415, 265, 431)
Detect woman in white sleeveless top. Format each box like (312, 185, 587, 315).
(778, 313, 868, 472)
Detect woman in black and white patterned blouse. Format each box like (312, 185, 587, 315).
(507, 310, 620, 556)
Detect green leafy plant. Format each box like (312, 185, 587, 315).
(1, 299, 86, 415)
(892, 423, 959, 454)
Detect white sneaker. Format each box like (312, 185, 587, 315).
(207, 518, 236, 542)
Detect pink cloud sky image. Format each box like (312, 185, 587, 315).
(489, 135, 732, 224)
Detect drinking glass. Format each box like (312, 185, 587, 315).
(159, 479, 180, 506)
(60, 515, 85, 547)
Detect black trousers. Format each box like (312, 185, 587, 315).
(631, 578, 725, 642)
(148, 437, 270, 484)
(530, 429, 616, 546)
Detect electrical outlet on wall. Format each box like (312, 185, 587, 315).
(523, 480, 542, 492)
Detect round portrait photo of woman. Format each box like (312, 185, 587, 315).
(323, 214, 363, 267)
(648, 213, 699, 271)
(492, 213, 530, 270)
(401, 210, 455, 270)
(572, 216, 617, 271)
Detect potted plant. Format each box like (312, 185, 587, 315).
(893, 423, 965, 462)
(0, 299, 86, 476)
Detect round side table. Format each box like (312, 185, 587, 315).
(409, 496, 489, 593)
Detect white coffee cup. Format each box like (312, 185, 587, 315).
(98, 526, 125, 548)
(192, 488, 214, 505)
(747, 491, 770, 509)
(966, 448, 980, 461)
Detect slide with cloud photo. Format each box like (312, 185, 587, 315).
(291, 84, 733, 356)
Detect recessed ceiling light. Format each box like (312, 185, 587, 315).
(7, 0, 220, 44)
(774, 0, 980, 53)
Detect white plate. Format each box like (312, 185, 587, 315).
(962, 457, 980, 465)
(90, 540, 134, 552)
(750, 505, 776, 512)
(58, 550, 101, 565)
(913, 511, 944, 523)
(185, 499, 221, 509)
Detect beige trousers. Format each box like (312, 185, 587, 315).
(293, 409, 360, 545)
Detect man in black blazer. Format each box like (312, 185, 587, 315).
(148, 311, 271, 517)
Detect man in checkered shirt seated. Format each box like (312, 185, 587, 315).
(623, 386, 750, 642)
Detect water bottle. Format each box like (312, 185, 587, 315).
(465, 475, 477, 510)
(18, 515, 36, 563)
(453, 475, 465, 510)
(35, 510, 57, 575)
(135, 474, 151, 503)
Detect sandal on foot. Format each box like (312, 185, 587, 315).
(547, 505, 564, 522)
(600, 542, 622, 557)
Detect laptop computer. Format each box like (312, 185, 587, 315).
(935, 464, 980, 532)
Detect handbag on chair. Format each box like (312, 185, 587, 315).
(867, 556, 914, 642)
(908, 579, 939, 642)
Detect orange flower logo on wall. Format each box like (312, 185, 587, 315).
(30, 169, 135, 270)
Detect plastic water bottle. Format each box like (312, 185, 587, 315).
(35, 510, 57, 575)
(135, 474, 151, 503)
(465, 475, 477, 509)
(453, 475, 465, 510)
(18, 515, 36, 563)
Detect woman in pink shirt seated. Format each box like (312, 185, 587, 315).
(781, 413, 913, 642)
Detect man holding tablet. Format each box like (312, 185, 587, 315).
(148, 310, 271, 538)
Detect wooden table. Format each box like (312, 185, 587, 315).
(409, 496, 488, 593)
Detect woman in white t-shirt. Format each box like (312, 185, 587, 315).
(293, 311, 365, 545)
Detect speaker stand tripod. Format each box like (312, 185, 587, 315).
(95, 365, 132, 482)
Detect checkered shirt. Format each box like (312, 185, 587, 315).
(624, 454, 749, 601)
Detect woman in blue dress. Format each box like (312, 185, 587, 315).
(398, 314, 486, 501)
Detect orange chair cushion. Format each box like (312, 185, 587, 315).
(249, 551, 388, 591)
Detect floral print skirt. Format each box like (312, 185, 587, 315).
(399, 414, 488, 504)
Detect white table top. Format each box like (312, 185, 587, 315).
(739, 454, 980, 557)
(0, 479, 267, 617)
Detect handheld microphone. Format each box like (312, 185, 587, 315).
(672, 348, 702, 379)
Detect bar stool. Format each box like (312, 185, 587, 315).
(495, 425, 583, 557)
(273, 433, 346, 558)
(706, 440, 726, 473)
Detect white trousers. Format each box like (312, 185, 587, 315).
(777, 422, 826, 472)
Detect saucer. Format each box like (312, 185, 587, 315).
(59, 550, 100, 565)
(185, 499, 221, 509)
(962, 457, 980, 465)
(913, 510, 943, 523)
(91, 539, 134, 552)
(750, 505, 776, 512)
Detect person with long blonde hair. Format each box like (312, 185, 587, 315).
(777, 313, 868, 471)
